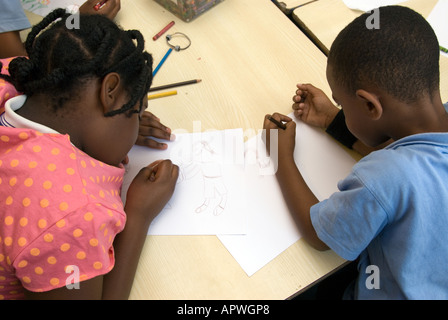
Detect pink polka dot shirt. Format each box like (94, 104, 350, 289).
(0, 57, 20, 114)
(0, 125, 126, 299)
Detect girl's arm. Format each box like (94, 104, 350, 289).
(25, 160, 178, 300)
(102, 160, 178, 299)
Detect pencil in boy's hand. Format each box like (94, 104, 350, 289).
(149, 79, 202, 92)
(268, 116, 287, 130)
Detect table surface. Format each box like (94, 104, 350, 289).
(292, 0, 448, 102)
(119, 0, 349, 300)
(23, 0, 349, 300)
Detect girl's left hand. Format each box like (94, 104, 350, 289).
(136, 111, 175, 150)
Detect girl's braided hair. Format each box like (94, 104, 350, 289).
(4, 9, 153, 116)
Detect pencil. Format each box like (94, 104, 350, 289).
(268, 116, 287, 130)
(153, 21, 175, 41)
(148, 90, 177, 100)
(152, 48, 173, 77)
(294, 0, 318, 9)
(94, 0, 108, 11)
(441, 46, 448, 54)
(149, 79, 202, 92)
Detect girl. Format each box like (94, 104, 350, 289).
(0, 9, 179, 299)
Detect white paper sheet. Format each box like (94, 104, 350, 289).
(21, 0, 86, 16)
(218, 114, 357, 276)
(342, 0, 405, 12)
(427, 0, 448, 57)
(121, 129, 247, 235)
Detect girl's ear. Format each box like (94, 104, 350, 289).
(355, 89, 383, 121)
(100, 72, 126, 114)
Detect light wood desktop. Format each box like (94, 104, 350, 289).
(24, 0, 347, 299)
(292, 0, 448, 102)
(120, 0, 349, 300)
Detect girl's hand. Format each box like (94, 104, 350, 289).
(263, 113, 296, 161)
(124, 160, 179, 222)
(292, 83, 339, 129)
(136, 111, 175, 150)
(79, 0, 121, 20)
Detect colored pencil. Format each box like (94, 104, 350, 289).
(152, 48, 173, 77)
(153, 21, 175, 41)
(94, 0, 108, 11)
(268, 116, 287, 130)
(149, 79, 202, 92)
(293, 0, 318, 10)
(148, 90, 178, 100)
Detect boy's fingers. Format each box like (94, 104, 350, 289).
(271, 112, 292, 122)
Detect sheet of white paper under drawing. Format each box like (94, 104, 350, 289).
(121, 129, 247, 235)
(342, 0, 405, 12)
(21, 0, 85, 16)
(427, 0, 448, 57)
(218, 114, 357, 276)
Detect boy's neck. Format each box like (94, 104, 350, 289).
(388, 92, 448, 141)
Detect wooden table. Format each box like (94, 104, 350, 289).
(292, 0, 448, 102)
(119, 0, 349, 300)
(24, 0, 347, 299)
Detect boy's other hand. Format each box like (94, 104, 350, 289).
(292, 83, 339, 129)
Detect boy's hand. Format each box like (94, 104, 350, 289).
(135, 111, 175, 150)
(292, 83, 339, 129)
(263, 113, 296, 160)
(79, 0, 121, 20)
(124, 160, 179, 222)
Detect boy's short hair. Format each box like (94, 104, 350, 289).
(328, 6, 440, 103)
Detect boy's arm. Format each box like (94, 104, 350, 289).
(264, 114, 328, 251)
(276, 155, 329, 251)
(0, 31, 27, 58)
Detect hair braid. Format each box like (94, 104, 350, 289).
(7, 9, 153, 115)
(25, 8, 68, 55)
(103, 30, 153, 117)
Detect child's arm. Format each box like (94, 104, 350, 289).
(263, 114, 328, 251)
(24, 160, 178, 300)
(292, 83, 340, 129)
(0, 31, 27, 59)
(102, 159, 178, 299)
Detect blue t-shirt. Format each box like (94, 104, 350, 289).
(311, 131, 448, 299)
(0, 0, 31, 33)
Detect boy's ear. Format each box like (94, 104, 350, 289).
(355, 89, 383, 120)
(100, 72, 125, 114)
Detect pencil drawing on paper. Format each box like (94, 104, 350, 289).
(176, 137, 228, 216)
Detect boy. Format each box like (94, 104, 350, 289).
(264, 6, 448, 299)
